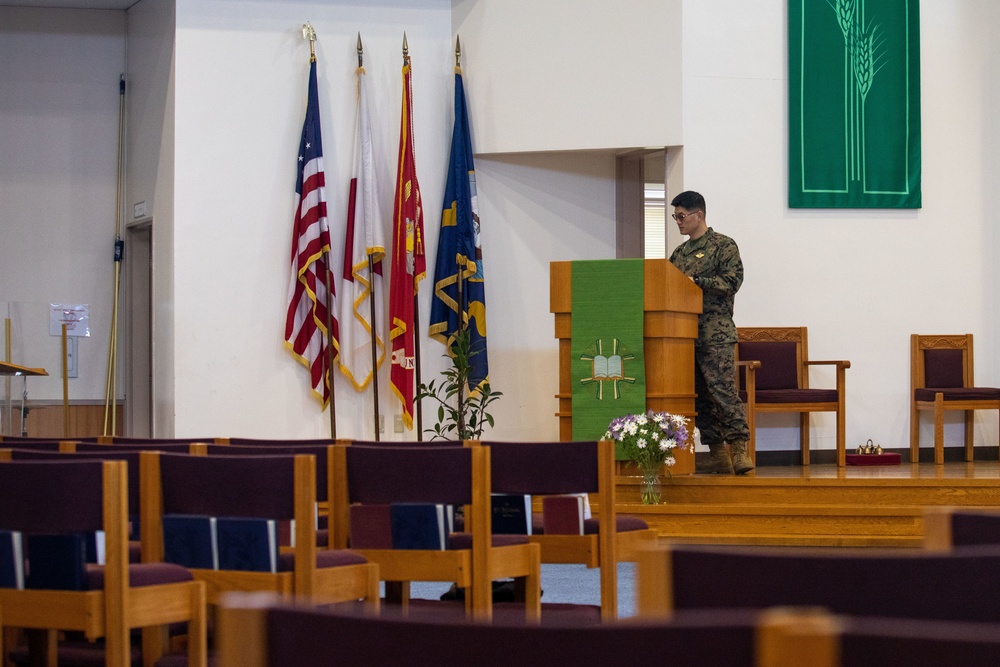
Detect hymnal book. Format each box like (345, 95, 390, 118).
(542, 495, 586, 535)
(491, 494, 533, 535)
(349, 504, 394, 549)
(217, 517, 278, 573)
(26, 533, 87, 591)
(0, 530, 25, 590)
(390, 504, 453, 550)
(162, 514, 218, 570)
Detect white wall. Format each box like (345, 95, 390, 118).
(168, 0, 456, 438)
(452, 0, 683, 153)
(0, 7, 125, 402)
(475, 151, 617, 440)
(678, 0, 1000, 453)
(127, 0, 176, 435)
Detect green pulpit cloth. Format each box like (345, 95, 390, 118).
(571, 259, 646, 458)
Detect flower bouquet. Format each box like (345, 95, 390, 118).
(603, 410, 690, 504)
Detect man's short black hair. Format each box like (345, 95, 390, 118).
(670, 190, 706, 213)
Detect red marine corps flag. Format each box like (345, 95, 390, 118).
(284, 55, 337, 408)
(388, 38, 426, 431)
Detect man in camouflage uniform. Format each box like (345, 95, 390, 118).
(668, 191, 752, 475)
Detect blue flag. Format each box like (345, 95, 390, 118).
(429, 69, 489, 389)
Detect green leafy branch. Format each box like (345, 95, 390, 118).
(416, 328, 502, 441)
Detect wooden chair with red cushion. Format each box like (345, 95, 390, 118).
(736, 326, 850, 466)
(0, 458, 206, 667)
(140, 450, 379, 608)
(478, 439, 651, 621)
(910, 334, 1000, 464)
(331, 444, 541, 622)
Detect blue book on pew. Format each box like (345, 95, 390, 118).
(26, 533, 87, 591)
(390, 504, 453, 550)
(0, 530, 25, 589)
(163, 514, 218, 570)
(491, 494, 533, 535)
(217, 517, 277, 573)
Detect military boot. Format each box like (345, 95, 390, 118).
(730, 440, 755, 475)
(698, 443, 734, 474)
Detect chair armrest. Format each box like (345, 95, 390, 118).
(803, 360, 851, 369)
(803, 360, 850, 395)
(736, 361, 760, 401)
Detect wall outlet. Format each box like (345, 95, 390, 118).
(394, 415, 404, 433)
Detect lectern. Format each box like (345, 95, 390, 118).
(550, 259, 701, 475)
(0, 360, 48, 437)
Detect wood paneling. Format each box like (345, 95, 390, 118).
(14, 403, 125, 438)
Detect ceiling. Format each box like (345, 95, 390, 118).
(0, 0, 136, 9)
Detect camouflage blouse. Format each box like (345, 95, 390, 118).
(668, 227, 744, 346)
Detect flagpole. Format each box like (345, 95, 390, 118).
(103, 74, 126, 436)
(357, 33, 381, 442)
(453, 35, 467, 436)
(303, 22, 337, 439)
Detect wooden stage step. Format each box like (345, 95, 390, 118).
(612, 462, 1000, 548)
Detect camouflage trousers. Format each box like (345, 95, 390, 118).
(694, 343, 750, 446)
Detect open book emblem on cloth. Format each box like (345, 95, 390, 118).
(580, 338, 637, 400)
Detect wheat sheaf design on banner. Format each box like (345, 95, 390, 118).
(831, 0, 888, 187)
(580, 338, 636, 400)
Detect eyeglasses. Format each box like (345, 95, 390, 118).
(671, 210, 701, 221)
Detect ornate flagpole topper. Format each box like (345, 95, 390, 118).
(357, 32, 363, 68)
(302, 21, 317, 62)
(455, 34, 461, 69)
(402, 32, 409, 65)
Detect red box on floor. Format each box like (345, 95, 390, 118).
(845, 452, 902, 466)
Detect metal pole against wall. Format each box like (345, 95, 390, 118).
(3, 318, 10, 436)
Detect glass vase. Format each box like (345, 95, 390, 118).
(639, 467, 662, 505)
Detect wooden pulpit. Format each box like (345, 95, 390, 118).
(550, 259, 701, 475)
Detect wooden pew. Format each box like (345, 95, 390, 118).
(923, 506, 1000, 551)
(637, 542, 1000, 624)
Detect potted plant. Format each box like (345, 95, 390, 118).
(416, 328, 502, 440)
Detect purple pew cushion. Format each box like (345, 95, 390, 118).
(276, 549, 368, 572)
(914, 387, 1000, 402)
(85, 562, 194, 590)
(739, 388, 838, 403)
(447, 532, 530, 550)
(461, 513, 649, 535)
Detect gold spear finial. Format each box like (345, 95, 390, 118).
(357, 32, 363, 67)
(455, 34, 462, 70)
(301, 22, 317, 62)
(402, 32, 409, 64)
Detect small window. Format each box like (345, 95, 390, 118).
(644, 185, 665, 258)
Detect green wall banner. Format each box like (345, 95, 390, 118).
(789, 0, 921, 209)
(570, 259, 646, 457)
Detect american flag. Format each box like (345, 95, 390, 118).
(388, 56, 426, 429)
(284, 60, 336, 406)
